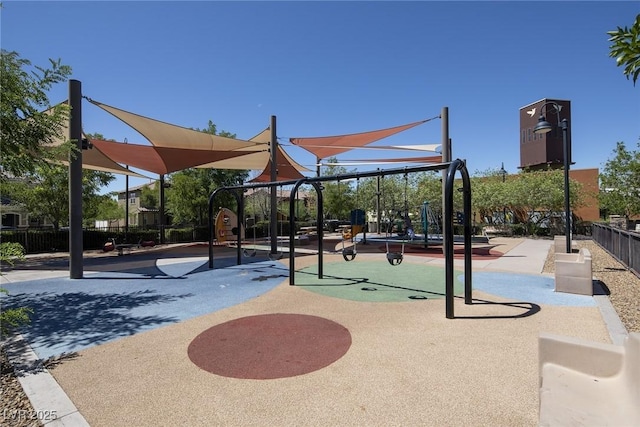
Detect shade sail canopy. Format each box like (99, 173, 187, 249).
(89, 101, 309, 178)
(44, 103, 148, 178)
(249, 148, 309, 182)
(90, 139, 256, 175)
(196, 128, 310, 181)
(90, 99, 267, 152)
(289, 118, 434, 159)
(318, 155, 443, 166)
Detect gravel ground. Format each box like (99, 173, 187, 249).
(542, 238, 640, 334)
(1, 238, 638, 426)
(1, 350, 42, 427)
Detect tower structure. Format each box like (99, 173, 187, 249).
(519, 98, 571, 170)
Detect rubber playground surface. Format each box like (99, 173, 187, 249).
(0, 237, 619, 426)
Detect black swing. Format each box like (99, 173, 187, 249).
(384, 174, 409, 266)
(341, 178, 361, 262)
(243, 191, 257, 258)
(268, 185, 284, 261)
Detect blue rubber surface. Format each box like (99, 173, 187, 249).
(467, 272, 597, 307)
(1, 261, 288, 360)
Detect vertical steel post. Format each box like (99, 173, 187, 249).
(561, 119, 571, 254)
(124, 138, 129, 239)
(270, 115, 278, 256)
(160, 174, 166, 244)
(444, 161, 456, 318)
(376, 170, 381, 234)
(69, 80, 83, 279)
(441, 107, 450, 255)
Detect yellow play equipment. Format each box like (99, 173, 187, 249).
(214, 208, 244, 242)
(341, 224, 364, 240)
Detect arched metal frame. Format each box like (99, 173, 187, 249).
(207, 159, 472, 319)
(208, 187, 244, 268)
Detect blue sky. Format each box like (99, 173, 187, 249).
(2, 1, 638, 194)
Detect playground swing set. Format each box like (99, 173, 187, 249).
(340, 178, 365, 262)
(207, 159, 474, 319)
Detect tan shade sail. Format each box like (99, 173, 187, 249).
(89, 101, 309, 178)
(90, 139, 254, 175)
(289, 118, 432, 159)
(249, 148, 309, 183)
(44, 102, 148, 178)
(196, 128, 310, 180)
(90, 99, 267, 152)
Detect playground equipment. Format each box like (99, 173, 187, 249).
(214, 208, 243, 243)
(243, 191, 257, 258)
(341, 178, 365, 262)
(384, 174, 412, 266)
(267, 185, 285, 261)
(421, 201, 441, 245)
(342, 208, 365, 261)
(208, 159, 473, 319)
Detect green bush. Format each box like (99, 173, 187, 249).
(0, 242, 33, 337)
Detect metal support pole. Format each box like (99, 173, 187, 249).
(270, 115, 278, 256)
(160, 174, 165, 244)
(124, 138, 129, 239)
(441, 107, 450, 254)
(69, 79, 83, 279)
(376, 169, 381, 233)
(561, 119, 571, 253)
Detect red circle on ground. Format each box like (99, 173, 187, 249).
(188, 313, 352, 379)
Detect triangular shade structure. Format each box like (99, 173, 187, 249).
(90, 101, 310, 179)
(90, 139, 257, 175)
(249, 150, 309, 182)
(90, 99, 267, 152)
(289, 118, 433, 159)
(44, 102, 148, 178)
(319, 155, 443, 166)
(196, 128, 310, 181)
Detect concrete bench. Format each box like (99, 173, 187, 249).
(553, 235, 577, 254)
(554, 247, 593, 295)
(482, 225, 512, 238)
(539, 332, 640, 426)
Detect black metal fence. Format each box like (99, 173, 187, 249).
(0, 225, 209, 254)
(592, 223, 640, 278)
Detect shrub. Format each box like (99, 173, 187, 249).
(0, 242, 33, 337)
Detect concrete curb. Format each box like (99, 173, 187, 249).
(3, 334, 89, 427)
(594, 293, 629, 346)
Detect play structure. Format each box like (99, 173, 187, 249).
(214, 208, 244, 243)
(341, 208, 366, 261)
(208, 159, 473, 319)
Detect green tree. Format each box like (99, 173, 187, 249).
(0, 50, 72, 179)
(167, 168, 249, 226)
(321, 159, 355, 220)
(2, 164, 115, 230)
(599, 141, 640, 220)
(139, 182, 159, 209)
(607, 14, 640, 85)
(93, 194, 124, 222)
(505, 168, 583, 235)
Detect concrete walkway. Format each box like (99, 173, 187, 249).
(1, 238, 624, 426)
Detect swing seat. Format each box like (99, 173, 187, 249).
(268, 252, 284, 261)
(386, 252, 403, 266)
(342, 248, 357, 262)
